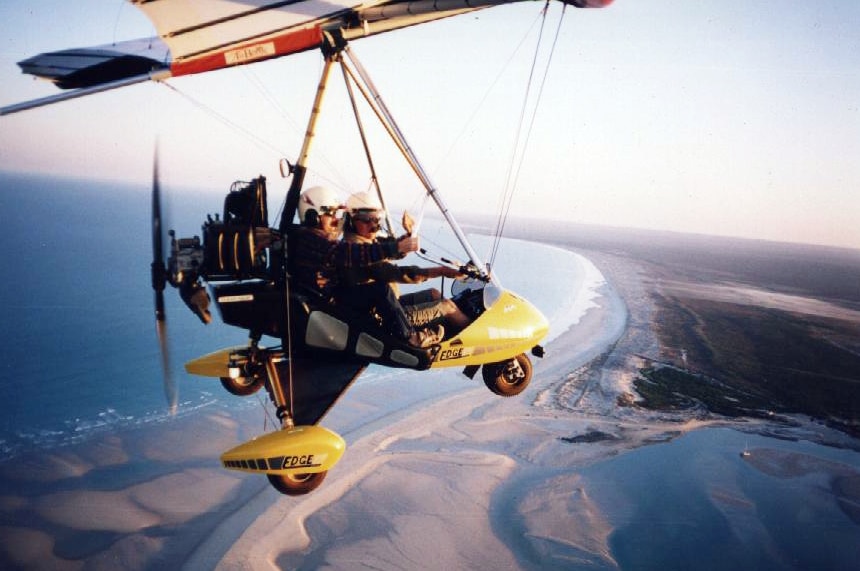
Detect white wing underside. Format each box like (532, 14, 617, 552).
(2, 0, 609, 114)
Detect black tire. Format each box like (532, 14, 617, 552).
(482, 353, 532, 397)
(219, 375, 264, 396)
(267, 471, 327, 495)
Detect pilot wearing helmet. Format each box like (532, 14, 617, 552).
(342, 191, 470, 333)
(290, 186, 442, 347)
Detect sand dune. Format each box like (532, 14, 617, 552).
(2, 248, 858, 569)
(185, 252, 664, 568)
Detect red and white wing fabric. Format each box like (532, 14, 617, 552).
(3, 0, 611, 114)
(134, 0, 357, 78)
(136, 0, 610, 79)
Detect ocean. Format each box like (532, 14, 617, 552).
(0, 170, 595, 460)
(583, 427, 860, 570)
(0, 172, 240, 457)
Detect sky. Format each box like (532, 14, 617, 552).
(1, 0, 859, 250)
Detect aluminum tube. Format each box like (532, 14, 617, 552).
(343, 45, 492, 281)
(0, 69, 171, 116)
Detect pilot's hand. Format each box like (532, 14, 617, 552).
(402, 211, 415, 236)
(397, 235, 419, 255)
(315, 272, 328, 289)
(438, 266, 466, 280)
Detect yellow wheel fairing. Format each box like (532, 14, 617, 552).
(431, 289, 549, 368)
(184, 346, 247, 378)
(221, 425, 346, 475)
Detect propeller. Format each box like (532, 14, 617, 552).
(151, 149, 178, 415)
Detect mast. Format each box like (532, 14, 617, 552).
(279, 33, 492, 280)
(279, 56, 338, 232)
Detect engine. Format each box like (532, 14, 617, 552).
(166, 176, 275, 324)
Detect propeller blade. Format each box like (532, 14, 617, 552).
(152, 151, 167, 320)
(151, 147, 177, 414)
(156, 319, 178, 415)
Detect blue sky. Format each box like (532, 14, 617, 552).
(1, 1, 859, 249)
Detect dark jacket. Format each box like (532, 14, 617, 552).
(289, 227, 400, 296)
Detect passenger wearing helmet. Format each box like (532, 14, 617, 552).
(342, 191, 470, 333)
(290, 186, 441, 347)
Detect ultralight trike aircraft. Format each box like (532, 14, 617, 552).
(2, 0, 613, 495)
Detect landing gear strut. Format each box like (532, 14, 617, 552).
(262, 351, 330, 496)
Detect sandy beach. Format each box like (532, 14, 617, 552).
(2, 243, 858, 570)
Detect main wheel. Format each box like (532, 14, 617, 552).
(267, 471, 328, 495)
(482, 353, 532, 397)
(219, 375, 264, 396)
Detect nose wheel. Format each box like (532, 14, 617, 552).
(482, 353, 532, 397)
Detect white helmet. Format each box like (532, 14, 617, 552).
(346, 191, 383, 214)
(298, 185, 342, 225)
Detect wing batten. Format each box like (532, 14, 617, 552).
(150, 0, 311, 39)
(136, 0, 361, 62)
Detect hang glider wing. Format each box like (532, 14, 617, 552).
(17, 37, 170, 90)
(2, 0, 611, 115)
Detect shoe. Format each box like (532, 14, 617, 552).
(412, 324, 445, 348)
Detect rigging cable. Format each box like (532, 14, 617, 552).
(340, 58, 396, 237)
(111, 0, 127, 46)
(159, 81, 289, 158)
(430, 11, 546, 178)
(488, 2, 568, 267)
(488, 3, 551, 264)
(241, 64, 356, 194)
(240, 67, 304, 135)
(408, 10, 547, 264)
(158, 80, 349, 195)
(255, 386, 278, 431)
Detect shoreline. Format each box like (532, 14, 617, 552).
(193, 251, 624, 569)
(2, 240, 858, 569)
(1, 238, 626, 569)
(186, 246, 628, 568)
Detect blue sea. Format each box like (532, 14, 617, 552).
(0, 172, 234, 457)
(0, 170, 582, 459)
(582, 427, 860, 571)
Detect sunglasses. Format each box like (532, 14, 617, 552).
(352, 209, 381, 224)
(318, 205, 344, 219)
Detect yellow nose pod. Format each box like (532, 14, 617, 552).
(221, 425, 346, 475)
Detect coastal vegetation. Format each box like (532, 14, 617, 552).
(639, 294, 860, 436)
